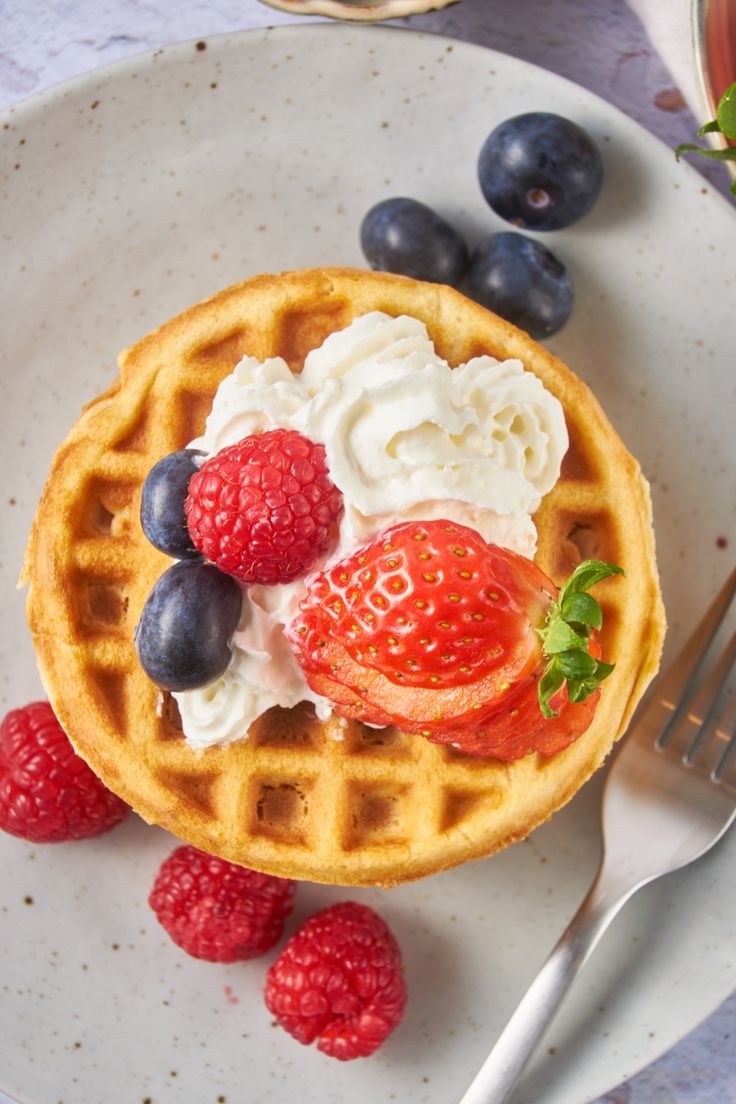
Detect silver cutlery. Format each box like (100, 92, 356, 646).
(459, 566, 736, 1104)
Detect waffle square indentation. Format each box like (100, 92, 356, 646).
(342, 722, 418, 760)
(173, 388, 222, 448)
(82, 478, 139, 539)
(156, 691, 185, 740)
(87, 668, 129, 740)
(185, 327, 254, 369)
(167, 772, 219, 820)
(559, 428, 600, 484)
(249, 703, 323, 751)
(276, 303, 353, 372)
(81, 580, 130, 630)
(598, 601, 622, 654)
(440, 786, 501, 833)
(344, 782, 410, 850)
(251, 778, 313, 845)
(552, 513, 621, 578)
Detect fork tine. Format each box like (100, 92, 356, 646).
(654, 566, 736, 748)
(713, 691, 736, 784)
(666, 628, 736, 764)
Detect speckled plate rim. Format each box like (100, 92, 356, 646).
(0, 21, 734, 1104)
(259, 0, 461, 19)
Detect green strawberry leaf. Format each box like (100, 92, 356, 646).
(567, 678, 596, 703)
(540, 618, 588, 654)
(556, 649, 598, 679)
(536, 558, 622, 721)
(567, 661, 615, 703)
(698, 120, 723, 137)
(559, 559, 623, 600)
(539, 663, 565, 719)
(561, 591, 602, 629)
(593, 659, 615, 681)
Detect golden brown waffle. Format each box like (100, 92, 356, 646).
(22, 268, 665, 886)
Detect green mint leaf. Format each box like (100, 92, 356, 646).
(697, 120, 722, 137)
(716, 82, 736, 139)
(561, 592, 602, 629)
(559, 559, 624, 601)
(731, 179, 736, 197)
(675, 143, 736, 163)
(538, 662, 565, 719)
(556, 649, 598, 680)
(540, 619, 588, 654)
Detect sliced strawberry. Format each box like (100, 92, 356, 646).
(426, 677, 600, 760)
(304, 663, 397, 730)
(288, 520, 622, 763)
(296, 631, 541, 734)
(418, 630, 604, 758)
(296, 522, 553, 690)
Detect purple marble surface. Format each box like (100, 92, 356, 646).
(1, 3, 734, 1103)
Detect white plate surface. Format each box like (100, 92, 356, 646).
(0, 24, 734, 1104)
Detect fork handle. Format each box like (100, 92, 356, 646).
(458, 866, 638, 1104)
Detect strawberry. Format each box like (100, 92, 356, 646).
(297, 526, 549, 688)
(431, 635, 604, 760)
(287, 520, 621, 760)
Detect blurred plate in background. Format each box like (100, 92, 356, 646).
(692, 0, 736, 177)
(259, 0, 461, 19)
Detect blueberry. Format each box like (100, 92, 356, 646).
(360, 197, 469, 286)
(468, 232, 574, 339)
(141, 449, 205, 558)
(135, 560, 242, 691)
(478, 113, 603, 231)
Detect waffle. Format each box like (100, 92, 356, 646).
(22, 268, 665, 886)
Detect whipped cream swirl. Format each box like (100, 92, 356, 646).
(176, 311, 568, 750)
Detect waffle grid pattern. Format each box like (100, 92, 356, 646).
(23, 269, 665, 885)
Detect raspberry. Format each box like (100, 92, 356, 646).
(185, 429, 343, 585)
(0, 702, 129, 843)
(264, 901, 406, 1060)
(149, 845, 295, 962)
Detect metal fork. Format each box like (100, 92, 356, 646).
(459, 566, 736, 1104)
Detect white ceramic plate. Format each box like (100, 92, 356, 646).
(0, 24, 734, 1104)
